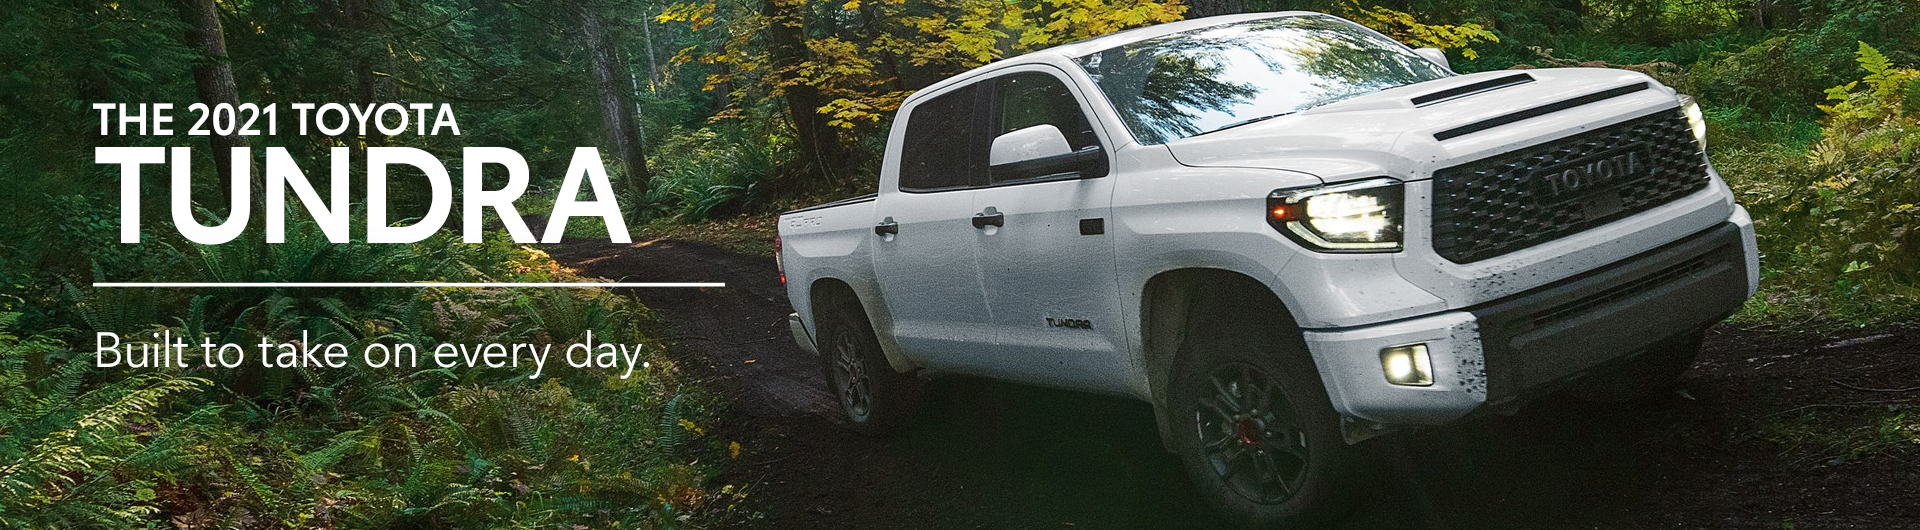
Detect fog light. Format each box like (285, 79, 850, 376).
(1380, 344, 1433, 386)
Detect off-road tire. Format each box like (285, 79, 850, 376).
(817, 304, 923, 435)
(1168, 299, 1363, 529)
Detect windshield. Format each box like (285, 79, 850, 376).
(1075, 15, 1452, 145)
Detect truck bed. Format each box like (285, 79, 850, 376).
(779, 193, 883, 353)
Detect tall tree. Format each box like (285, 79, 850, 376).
(178, 0, 254, 195)
(577, 0, 652, 202)
(328, 0, 396, 147)
(337, 0, 394, 104)
(658, 0, 1187, 179)
(764, 0, 847, 175)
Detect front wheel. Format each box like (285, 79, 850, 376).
(1169, 321, 1363, 528)
(817, 305, 922, 435)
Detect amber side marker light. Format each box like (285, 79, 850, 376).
(1270, 204, 1301, 222)
(1266, 178, 1404, 252)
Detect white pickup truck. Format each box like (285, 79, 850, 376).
(775, 11, 1758, 526)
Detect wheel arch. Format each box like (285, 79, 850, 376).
(809, 277, 917, 373)
(1140, 268, 1310, 451)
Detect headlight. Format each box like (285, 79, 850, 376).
(1268, 178, 1404, 252)
(1678, 94, 1706, 148)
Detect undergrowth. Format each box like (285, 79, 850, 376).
(0, 223, 744, 528)
(1722, 42, 1920, 328)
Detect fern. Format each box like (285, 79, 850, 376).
(5, 193, 715, 527)
(1819, 42, 1919, 129)
(297, 429, 365, 476)
(224, 451, 283, 512)
(178, 294, 211, 343)
(654, 394, 688, 453)
(1858, 41, 1893, 81)
(0, 315, 208, 528)
(63, 281, 158, 338)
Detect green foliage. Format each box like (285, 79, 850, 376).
(0, 313, 211, 528)
(1729, 42, 1920, 324)
(658, 0, 1185, 174)
(1747, 407, 1920, 467)
(0, 195, 730, 526)
(643, 127, 779, 221)
(1, 223, 735, 527)
(1338, 0, 1498, 59)
(1817, 42, 1920, 129)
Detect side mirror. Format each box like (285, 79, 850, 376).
(1414, 48, 1451, 71)
(990, 124, 1073, 166)
(988, 124, 1108, 181)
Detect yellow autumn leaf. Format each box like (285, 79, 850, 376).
(728, 441, 742, 459)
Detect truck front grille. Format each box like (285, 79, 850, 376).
(1430, 110, 1709, 263)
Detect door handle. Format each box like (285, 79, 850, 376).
(874, 217, 899, 236)
(972, 207, 1004, 229)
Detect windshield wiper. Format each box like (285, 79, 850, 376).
(1205, 111, 1296, 135)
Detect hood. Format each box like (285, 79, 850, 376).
(1162, 68, 1666, 183)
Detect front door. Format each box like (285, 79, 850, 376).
(972, 68, 1128, 392)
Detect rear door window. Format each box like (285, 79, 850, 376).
(898, 84, 984, 192)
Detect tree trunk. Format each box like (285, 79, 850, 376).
(337, 0, 393, 147)
(640, 8, 661, 91)
(179, 0, 256, 203)
(860, 3, 907, 93)
(179, 0, 265, 396)
(762, 0, 844, 177)
(715, 62, 734, 111)
(577, 2, 651, 203)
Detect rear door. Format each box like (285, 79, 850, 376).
(970, 67, 1128, 392)
(870, 82, 1000, 364)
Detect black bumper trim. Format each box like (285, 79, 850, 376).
(1471, 222, 1749, 405)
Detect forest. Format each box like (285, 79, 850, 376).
(1, 0, 1916, 527)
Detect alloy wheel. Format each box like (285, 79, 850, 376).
(831, 331, 873, 422)
(1192, 361, 1310, 505)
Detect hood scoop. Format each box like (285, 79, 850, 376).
(1433, 81, 1650, 141)
(1410, 73, 1534, 106)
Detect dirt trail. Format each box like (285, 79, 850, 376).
(548, 237, 1920, 529)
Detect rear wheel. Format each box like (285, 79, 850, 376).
(817, 304, 922, 434)
(1168, 300, 1363, 528)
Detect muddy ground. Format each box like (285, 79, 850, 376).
(548, 238, 1920, 529)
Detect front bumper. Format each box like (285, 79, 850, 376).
(1304, 211, 1756, 428)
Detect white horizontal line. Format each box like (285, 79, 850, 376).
(93, 282, 724, 288)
